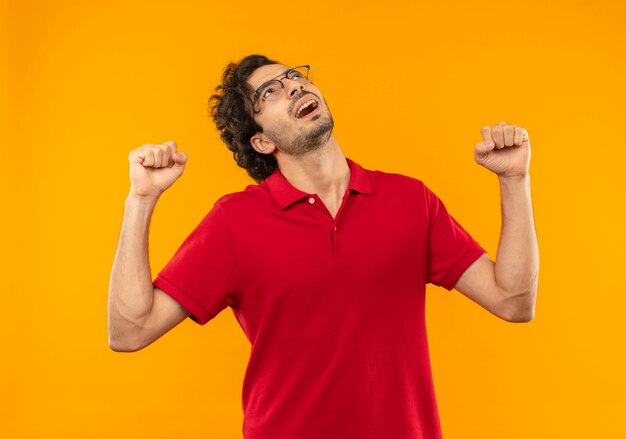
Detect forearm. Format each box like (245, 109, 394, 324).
(494, 175, 539, 300)
(107, 194, 159, 347)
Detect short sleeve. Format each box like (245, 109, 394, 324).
(424, 184, 487, 290)
(152, 203, 240, 325)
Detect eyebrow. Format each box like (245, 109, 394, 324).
(255, 68, 292, 93)
(269, 68, 292, 81)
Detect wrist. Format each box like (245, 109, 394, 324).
(498, 174, 530, 186)
(498, 174, 532, 200)
(126, 192, 160, 206)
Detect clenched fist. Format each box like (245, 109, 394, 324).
(128, 140, 188, 199)
(475, 121, 531, 179)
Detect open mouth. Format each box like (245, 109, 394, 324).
(295, 99, 320, 119)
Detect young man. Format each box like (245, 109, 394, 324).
(108, 55, 539, 439)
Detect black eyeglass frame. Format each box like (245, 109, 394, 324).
(251, 65, 311, 113)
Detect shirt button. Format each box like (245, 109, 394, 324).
(308, 197, 315, 204)
(334, 226, 337, 231)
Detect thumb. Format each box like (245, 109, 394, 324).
(474, 141, 495, 162)
(172, 151, 188, 166)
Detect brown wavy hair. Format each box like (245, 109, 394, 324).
(208, 54, 281, 183)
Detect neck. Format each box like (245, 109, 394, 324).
(275, 135, 350, 199)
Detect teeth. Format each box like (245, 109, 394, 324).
(295, 99, 317, 118)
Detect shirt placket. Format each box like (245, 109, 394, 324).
(306, 191, 351, 264)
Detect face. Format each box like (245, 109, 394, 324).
(247, 64, 334, 157)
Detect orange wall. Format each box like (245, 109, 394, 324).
(2, 0, 625, 437)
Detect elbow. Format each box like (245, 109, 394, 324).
(109, 337, 144, 352)
(498, 271, 539, 323)
(107, 325, 146, 352)
(107, 309, 150, 352)
(504, 307, 535, 323)
(109, 338, 143, 352)
(500, 290, 537, 323)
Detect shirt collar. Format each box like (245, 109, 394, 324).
(265, 157, 372, 210)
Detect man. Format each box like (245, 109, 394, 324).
(108, 54, 539, 439)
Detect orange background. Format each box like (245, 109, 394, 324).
(2, 0, 625, 437)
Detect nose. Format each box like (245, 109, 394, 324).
(285, 79, 304, 99)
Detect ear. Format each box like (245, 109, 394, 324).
(250, 133, 276, 155)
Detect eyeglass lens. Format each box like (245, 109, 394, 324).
(254, 66, 311, 112)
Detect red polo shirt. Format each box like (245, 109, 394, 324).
(153, 157, 486, 439)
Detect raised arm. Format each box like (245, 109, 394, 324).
(454, 122, 539, 322)
(107, 141, 190, 352)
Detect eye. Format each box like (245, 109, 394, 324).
(262, 87, 276, 99)
(289, 71, 304, 80)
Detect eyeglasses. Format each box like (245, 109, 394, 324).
(252, 65, 312, 113)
